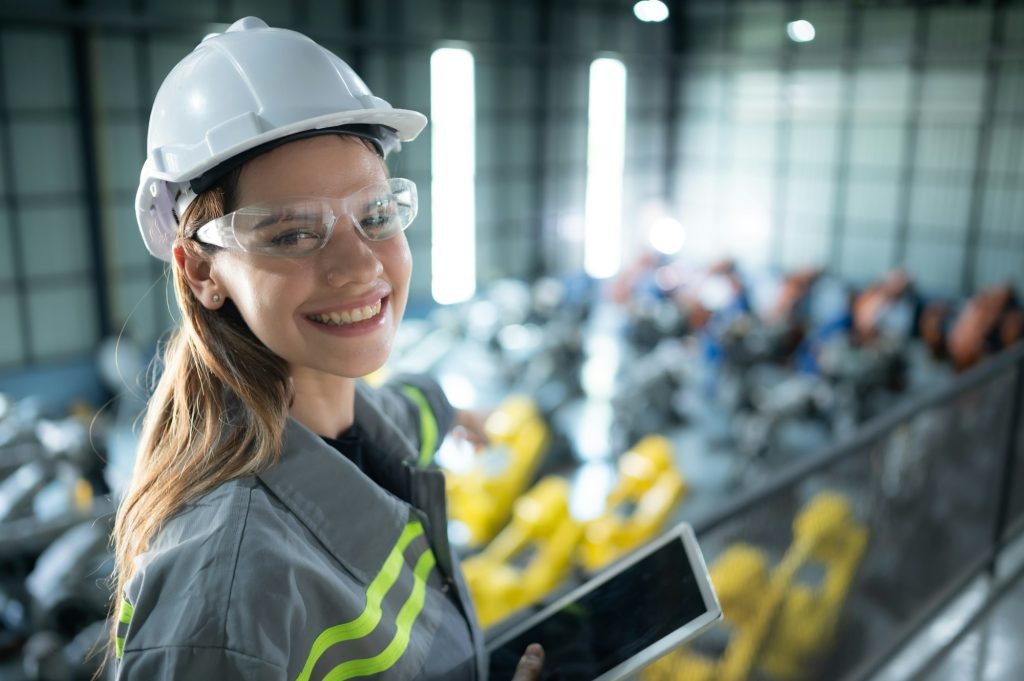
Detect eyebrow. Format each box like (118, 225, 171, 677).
(251, 213, 281, 231)
(248, 206, 317, 231)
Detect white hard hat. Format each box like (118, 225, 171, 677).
(136, 16, 428, 262)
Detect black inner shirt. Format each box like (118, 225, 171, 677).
(319, 423, 413, 507)
(321, 424, 366, 473)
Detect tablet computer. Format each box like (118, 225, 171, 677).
(485, 522, 722, 681)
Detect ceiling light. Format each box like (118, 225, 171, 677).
(787, 19, 816, 43)
(634, 0, 669, 23)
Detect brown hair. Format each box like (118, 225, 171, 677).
(103, 173, 293, 670)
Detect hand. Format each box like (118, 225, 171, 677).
(452, 408, 491, 449)
(510, 643, 544, 681)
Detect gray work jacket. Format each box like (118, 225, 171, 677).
(114, 377, 488, 681)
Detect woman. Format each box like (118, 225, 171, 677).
(110, 17, 543, 680)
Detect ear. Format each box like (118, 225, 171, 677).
(173, 244, 225, 309)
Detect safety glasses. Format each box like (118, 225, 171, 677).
(194, 178, 417, 257)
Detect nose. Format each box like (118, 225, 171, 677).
(321, 216, 384, 287)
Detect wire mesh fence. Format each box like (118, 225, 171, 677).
(664, 343, 1024, 681)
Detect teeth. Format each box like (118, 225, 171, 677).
(308, 300, 383, 326)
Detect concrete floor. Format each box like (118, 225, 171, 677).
(869, 530, 1024, 681)
(915, 566, 1024, 681)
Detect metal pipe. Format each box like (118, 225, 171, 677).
(960, 1, 1006, 294)
(0, 40, 33, 365)
(827, 1, 862, 273)
(660, 0, 685, 203)
(70, 13, 113, 341)
(532, 0, 555, 277)
(768, 0, 799, 269)
(891, 4, 927, 270)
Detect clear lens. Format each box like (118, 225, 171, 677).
(234, 199, 331, 256)
(352, 179, 417, 242)
(195, 178, 417, 257)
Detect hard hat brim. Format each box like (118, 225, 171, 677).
(145, 107, 428, 184)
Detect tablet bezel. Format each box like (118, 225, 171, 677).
(485, 521, 723, 681)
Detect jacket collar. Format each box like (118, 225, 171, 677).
(255, 387, 416, 584)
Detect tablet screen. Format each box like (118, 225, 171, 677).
(487, 535, 710, 681)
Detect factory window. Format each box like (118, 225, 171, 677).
(584, 57, 627, 279)
(430, 47, 477, 305)
(0, 29, 100, 368)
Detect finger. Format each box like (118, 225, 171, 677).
(463, 428, 490, 448)
(511, 643, 544, 681)
(451, 426, 488, 450)
(454, 409, 493, 447)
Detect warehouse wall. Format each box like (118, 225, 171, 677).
(675, 1, 1024, 297)
(2, 0, 1022, 383)
(0, 0, 673, 375)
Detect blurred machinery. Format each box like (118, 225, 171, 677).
(921, 282, 1023, 372)
(813, 270, 916, 425)
(723, 269, 918, 465)
(610, 251, 691, 351)
(461, 476, 583, 628)
(850, 270, 918, 346)
(0, 416, 98, 555)
(610, 341, 689, 455)
(487, 277, 591, 414)
(21, 522, 112, 681)
(0, 398, 115, 681)
(580, 435, 687, 572)
(445, 396, 551, 549)
(0, 337, 150, 680)
(645, 491, 868, 681)
(717, 270, 851, 463)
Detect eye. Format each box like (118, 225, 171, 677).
(359, 196, 400, 239)
(255, 213, 326, 254)
(271, 230, 322, 247)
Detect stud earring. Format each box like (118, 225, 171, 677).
(212, 293, 221, 303)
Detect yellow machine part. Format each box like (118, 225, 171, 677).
(711, 544, 771, 626)
(462, 476, 583, 628)
(73, 478, 93, 513)
(581, 435, 688, 572)
(446, 396, 551, 548)
(644, 651, 717, 681)
(644, 490, 869, 681)
(646, 544, 773, 681)
(757, 492, 869, 681)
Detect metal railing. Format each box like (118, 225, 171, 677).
(687, 342, 1024, 681)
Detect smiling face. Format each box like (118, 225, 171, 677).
(199, 135, 412, 379)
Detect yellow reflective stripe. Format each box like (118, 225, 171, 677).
(294, 521, 424, 681)
(115, 599, 134, 659)
(400, 385, 438, 468)
(119, 599, 134, 625)
(322, 548, 437, 681)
